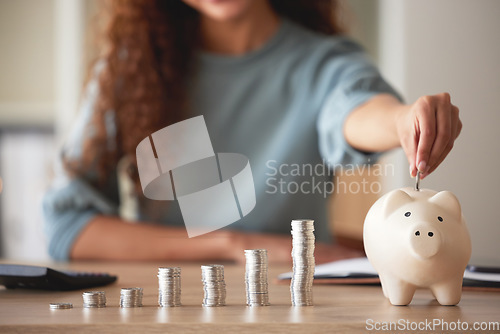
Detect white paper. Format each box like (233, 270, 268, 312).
(279, 257, 500, 284)
(278, 257, 377, 279)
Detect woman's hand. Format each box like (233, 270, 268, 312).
(396, 93, 462, 179)
(345, 92, 462, 178)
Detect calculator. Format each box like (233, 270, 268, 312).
(0, 264, 117, 291)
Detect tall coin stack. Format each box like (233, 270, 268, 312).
(82, 291, 106, 308)
(290, 219, 315, 306)
(244, 249, 270, 306)
(201, 264, 226, 307)
(158, 267, 181, 307)
(120, 287, 143, 308)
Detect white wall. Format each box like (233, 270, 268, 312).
(54, 0, 86, 140)
(0, 0, 87, 260)
(378, 0, 500, 266)
(0, 0, 85, 133)
(0, 0, 55, 125)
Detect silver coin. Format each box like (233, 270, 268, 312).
(290, 219, 315, 306)
(49, 303, 73, 310)
(201, 264, 226, 307)
(120, 287, 143, 308)
(415, 170, 421, 191)
(158, 267, 181, 307)
(244, 249, 270, 306)
(82, 291, 106, 308)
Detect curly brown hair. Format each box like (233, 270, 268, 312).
(72, 0, 345, 185)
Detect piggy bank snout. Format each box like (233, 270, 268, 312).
(409, 224, 441, 259)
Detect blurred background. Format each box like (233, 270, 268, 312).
(0, 0, 499, 265)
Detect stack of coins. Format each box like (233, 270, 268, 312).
(158, 267, 181, 307)
(120, 287, 143, 308)
(290, 219, 315, 306)
(201, 264, 226, 307)
(244, 249, 270, 306)
(49, 302, 73, 310)
(82, 291, 106, 308)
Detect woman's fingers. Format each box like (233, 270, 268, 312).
(422, 93, 453, 177)
(398, 93, 462, 178)
(401, 127, 418, 177)
(426, 105, 461, 175)
(414, 96, 437, 175)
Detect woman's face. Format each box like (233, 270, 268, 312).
(182, 0, 261, 22)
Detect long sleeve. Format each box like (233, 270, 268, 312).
(315, 38, 403, 168)
(42, 71, 119, 260)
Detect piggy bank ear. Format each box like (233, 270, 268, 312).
(382, 189, 413, 218)
(428, 191, 462, 216)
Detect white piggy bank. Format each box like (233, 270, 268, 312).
(363, 187, 471, 306)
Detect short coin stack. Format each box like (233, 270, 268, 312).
(290, 219, 315, 306)
(201, 264, 226, 307)
(49, 302, 73, 310)
(82, 291, 106, 308)
(120, 287, 143, 308)
(244, 249, 270, 306)
(158, 267, 181, 307)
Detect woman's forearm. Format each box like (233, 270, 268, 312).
(70, 215, 366, 263)
(70, 215, 237, 261)
(343, 94, 405, 153)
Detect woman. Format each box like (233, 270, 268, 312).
(43, 0, 461, 262)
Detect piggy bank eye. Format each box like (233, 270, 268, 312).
(404, 212, 411, 217)
(437, 216, 443, 222)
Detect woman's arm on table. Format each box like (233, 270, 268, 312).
(71, 215, 236, 261)
(71, 215, 361, 263)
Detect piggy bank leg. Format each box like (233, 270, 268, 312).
(379, 274, 389, 298)
(382, 275, 417, 306)
(430, 278, 463, 306)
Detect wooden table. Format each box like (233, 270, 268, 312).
(1, 261, 499, 333)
